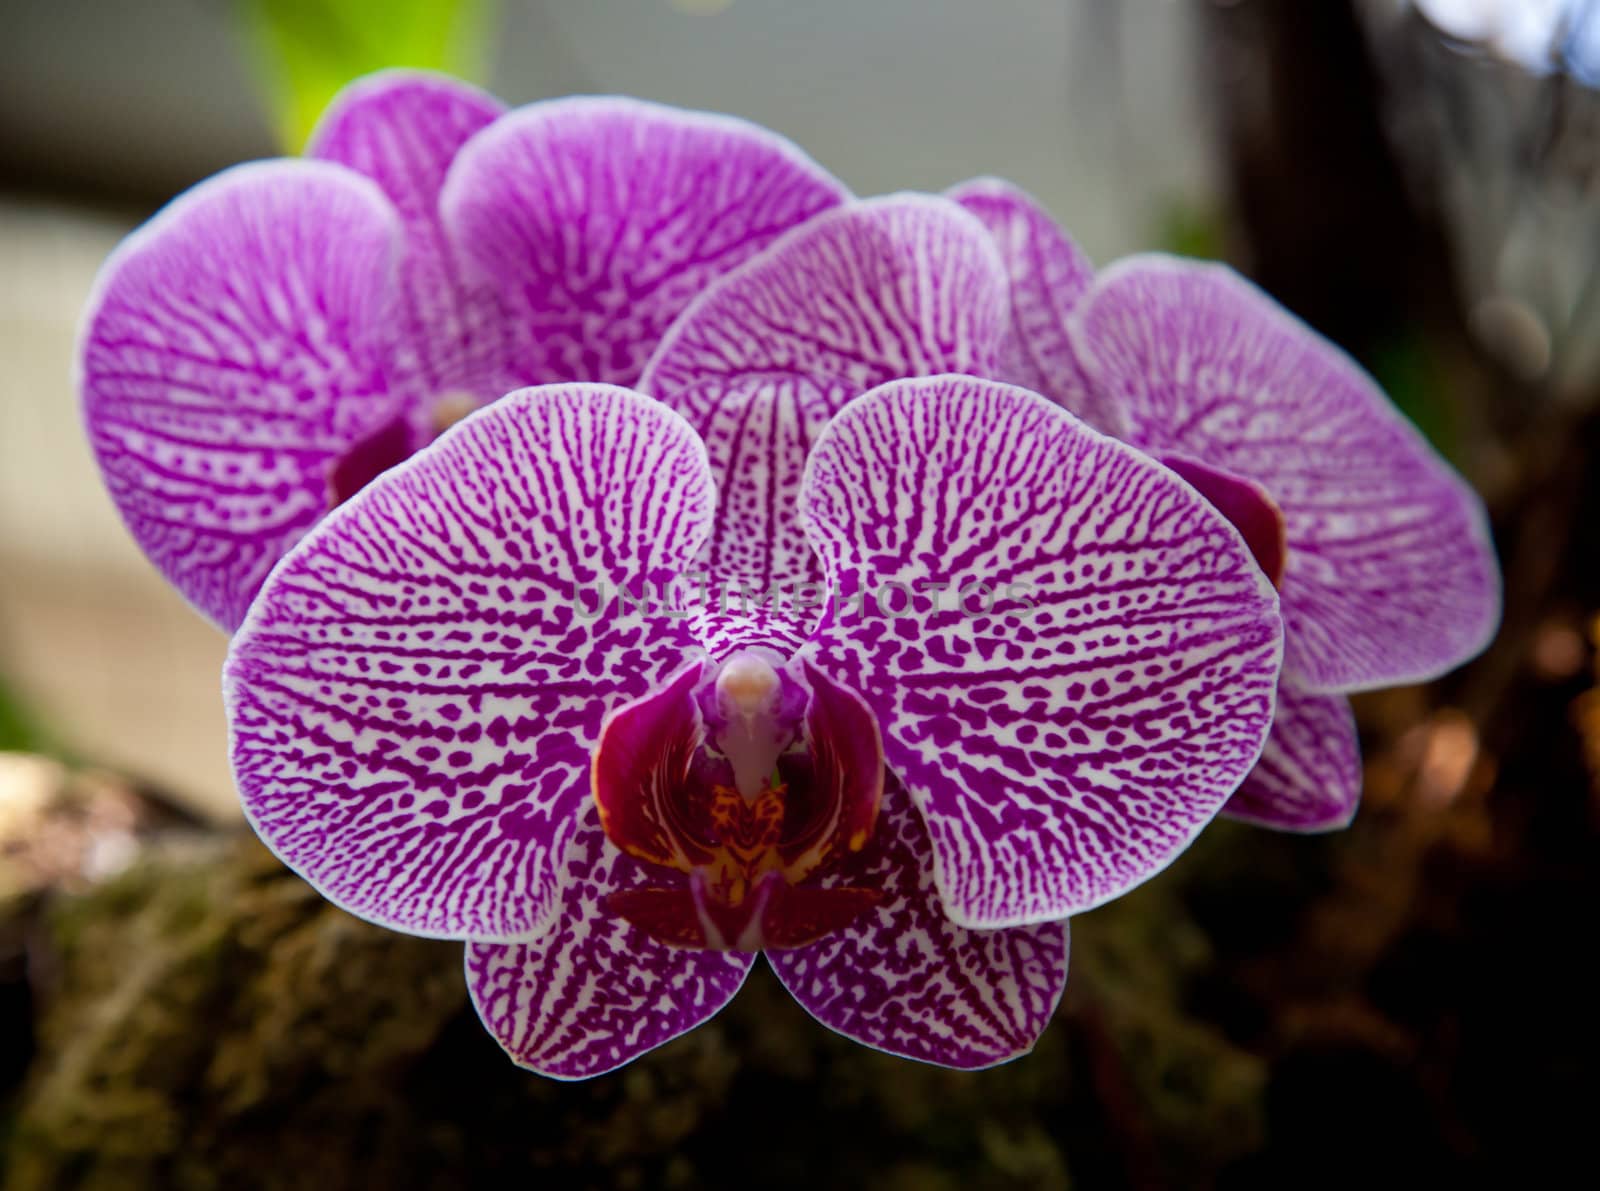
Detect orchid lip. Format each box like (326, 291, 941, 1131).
(591, 654, 886, 951)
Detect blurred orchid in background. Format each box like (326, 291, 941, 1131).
(77, 72, 847, 628)
(951, 178, 1502, 831)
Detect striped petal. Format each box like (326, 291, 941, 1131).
(801, 375, 1284, 928)
(78, 161, 407, 630)
(440, 97, 849, 397)
(768, 776, 1068, 1069)
(946, 176, 1123, 435)
(1224, 684, 1362, 832)
(1071, 256, 1501, 692)
(225, 385, 713, 940)
(307, 70, 509, 412)
(640, 195, 1009, 658)
(466, 806, 752, 1080)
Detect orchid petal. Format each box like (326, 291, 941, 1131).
(640, 195, 1009, 657)
(307, 70, 509, 409)
(946, 176, 1124, 435)
(225, 384, 714, 940)
(440, 96, 849, 397)
(467, 808, 752, 1080)
(1224, 684, 1362, 832)
(78, 160, 406, 631)
(1071, 256, 1501, 692)
(801, 375, 1284, 927)
(769, 776, 1068, 1069)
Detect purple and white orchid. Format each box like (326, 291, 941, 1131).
(950, 178, 1502, 831)
(77, 69, 1499, 1079)
(78, 71, 848, 630)
(222, 366, 1281, 1075)
(217, 174, 1284, 1074)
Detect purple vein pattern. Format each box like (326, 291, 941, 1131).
(79, 162, 405, 630)
(640, 195, 1009, 658)
(225, 385, 713, 940)
(801, 376, 1284, 927)
(441, 97, 850, 395)
(82, 78, 857, 633)
(1225, 685, 1361, 831)
(1070, 257, 1501, 694)
(307, 70, 509, 408)
(466, 802, 752, 1080)
(947, 177, 1124, 437)
(769, 776, 1069, 1068)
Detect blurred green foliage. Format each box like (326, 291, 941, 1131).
(239, 0, 495, 150)
(1156, 200, 1227, 263)
(0, 674, 52, 755)
(1366, 334, 1458, 459)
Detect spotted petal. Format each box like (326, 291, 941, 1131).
(769, 776, 1068, 1069)
(1225, 684, 1361, 832)
(1070, 256, 1501, 692)
(801, 375, 1284, 927)
(640, 195, 1009, 658)
(225, 384, 713, 940)
(946, 176, 1123, 435)
(79, 161, 407, 630)
(308, 70, 509, 410)
(440, 96, 849, 397)
(466, 806, 752, 1080)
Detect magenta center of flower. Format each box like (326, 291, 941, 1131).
(1156, 451, 1289, 587)
(327, 393, 490, 507)
(591, 653, 886, 951)
(326, 413, 418, 505)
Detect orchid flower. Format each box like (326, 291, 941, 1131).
(949, 178, 1503, 831)
(223, 193, 1285, 1077)
(77, 70, 848, 630)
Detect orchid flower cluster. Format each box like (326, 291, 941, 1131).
(78, 72, 1501, 1077)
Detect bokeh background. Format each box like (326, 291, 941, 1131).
(2, 2, 1597, 1187)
